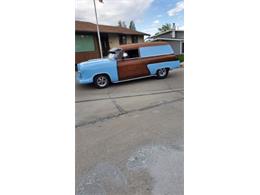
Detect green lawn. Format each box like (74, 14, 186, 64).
(177, 54, 184, 62)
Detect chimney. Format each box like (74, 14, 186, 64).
(172, 23, 176, 38)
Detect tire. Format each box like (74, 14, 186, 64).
(94, 74, 110, 88)
(156, 68, 169, 79)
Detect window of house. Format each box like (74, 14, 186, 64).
(131, 35, 138, 43)
(181, 42, 184, 53)
(119, 35, 127, 45)
(75, 34, 95, 52)
(124, 49, 140, 59)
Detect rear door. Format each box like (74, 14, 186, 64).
(117, 49, 150, 80)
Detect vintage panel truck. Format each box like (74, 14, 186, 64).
(77, 42, 180, 88)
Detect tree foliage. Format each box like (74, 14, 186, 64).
(118, 20, 127, 28)
(129, 20, 136, 30)
(158, 23, 172, 33)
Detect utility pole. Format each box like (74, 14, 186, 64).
(93, 0, 103, 58)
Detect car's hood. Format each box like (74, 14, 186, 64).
(77, 58, 114, 70)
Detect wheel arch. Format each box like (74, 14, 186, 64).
(93, 72, 112, 82)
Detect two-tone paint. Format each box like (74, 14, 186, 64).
(77, 42, 180, 84)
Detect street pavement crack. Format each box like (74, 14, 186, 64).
(75, 97, 183, 128)
(111, 99, 126, 114)
(75, 88, 184, 103)
(108, 93, 126, 114)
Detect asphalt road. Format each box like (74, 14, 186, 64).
(76, 68, 184, 195)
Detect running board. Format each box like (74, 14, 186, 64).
(113, 75, 156, 83)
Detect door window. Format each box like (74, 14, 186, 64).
(123, 49, 139, 59)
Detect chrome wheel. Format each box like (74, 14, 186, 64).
(96, 76, 108, 87)
(94, 75, 110, 88)
(157, 68, 168, 77)
(158, 68, 167, 77)
(156, 68, 168, 79)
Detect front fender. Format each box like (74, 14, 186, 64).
(77, 60, 119, 84)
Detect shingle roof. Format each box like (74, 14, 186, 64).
(151, 29, 184, 38)
(75, 21, 149, 36)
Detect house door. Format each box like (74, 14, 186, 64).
(101, 34, 110, 56)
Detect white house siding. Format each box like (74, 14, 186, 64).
(158, 31, 184, 39)
(138, 36, 144, 43)
(108, 34, 119, 49)
(152, 30, 184, 55)
(127, 36, 132, 44)
(167, 40, 181, 54)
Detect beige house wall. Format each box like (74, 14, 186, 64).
(127, 36, 132, 44)
(127, 35, 144, 44)
(108, 34, 119, 48)
(108, 34, 145, 48)
(138, 36, 144, 43)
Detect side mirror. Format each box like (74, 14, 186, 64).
(123, 52, 128, 58)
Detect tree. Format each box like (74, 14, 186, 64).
(118, 20, 123, 27)
(118, 20, 127, 28)
(122, 21, 127, 28)
(158, 23, 172, 33)
(129, 20, 136, 30)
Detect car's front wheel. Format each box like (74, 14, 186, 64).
(94, 74, 110, 88)
(156, 68, 169, 79)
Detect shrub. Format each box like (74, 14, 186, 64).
(177, 54, 184, 62)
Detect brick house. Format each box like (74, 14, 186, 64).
(75, 21, 149, 64)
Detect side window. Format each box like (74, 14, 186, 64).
(124, 49, 140, 59)
(119, 35, 127, 45)
(131, 35, 138, 43)
(139, 45, 173, 58)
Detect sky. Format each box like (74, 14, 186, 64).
(75, 0, 184, 36)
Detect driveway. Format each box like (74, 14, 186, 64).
(76, 68, 184, 195)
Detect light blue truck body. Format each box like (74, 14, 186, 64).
(77, 44, 180, 84)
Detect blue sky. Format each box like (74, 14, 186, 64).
(76, 0, 184, 36)
(137, 0, 184, 35)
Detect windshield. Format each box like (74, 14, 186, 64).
(107, 48, 122, 59)
(107, 52, 117, 59)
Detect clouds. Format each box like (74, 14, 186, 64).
(167, 1, 184, 16)
(75, 0, 154, 25)
(153, 19, 160, 24)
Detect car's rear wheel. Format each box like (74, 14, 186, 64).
(156, 68, 168, 79)
(94, 74, 110, 88)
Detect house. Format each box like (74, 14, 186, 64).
(148, 24, 184, 55)
(75, 21, 149, 64)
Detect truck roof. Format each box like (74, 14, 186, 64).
(119, 41, 168, 50)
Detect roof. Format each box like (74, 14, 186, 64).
(118, 41, 168, 50)
(151, 29, 184, 38)
(152, 38, 184, 41)
(75, 21, 149, 36)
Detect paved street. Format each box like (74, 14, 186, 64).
(76, 68, 184, 195)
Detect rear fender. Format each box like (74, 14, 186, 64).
(147, 60, 180, 75)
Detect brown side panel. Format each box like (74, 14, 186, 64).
(117, 59, 150, 80)
(117, 54, 178, 80)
